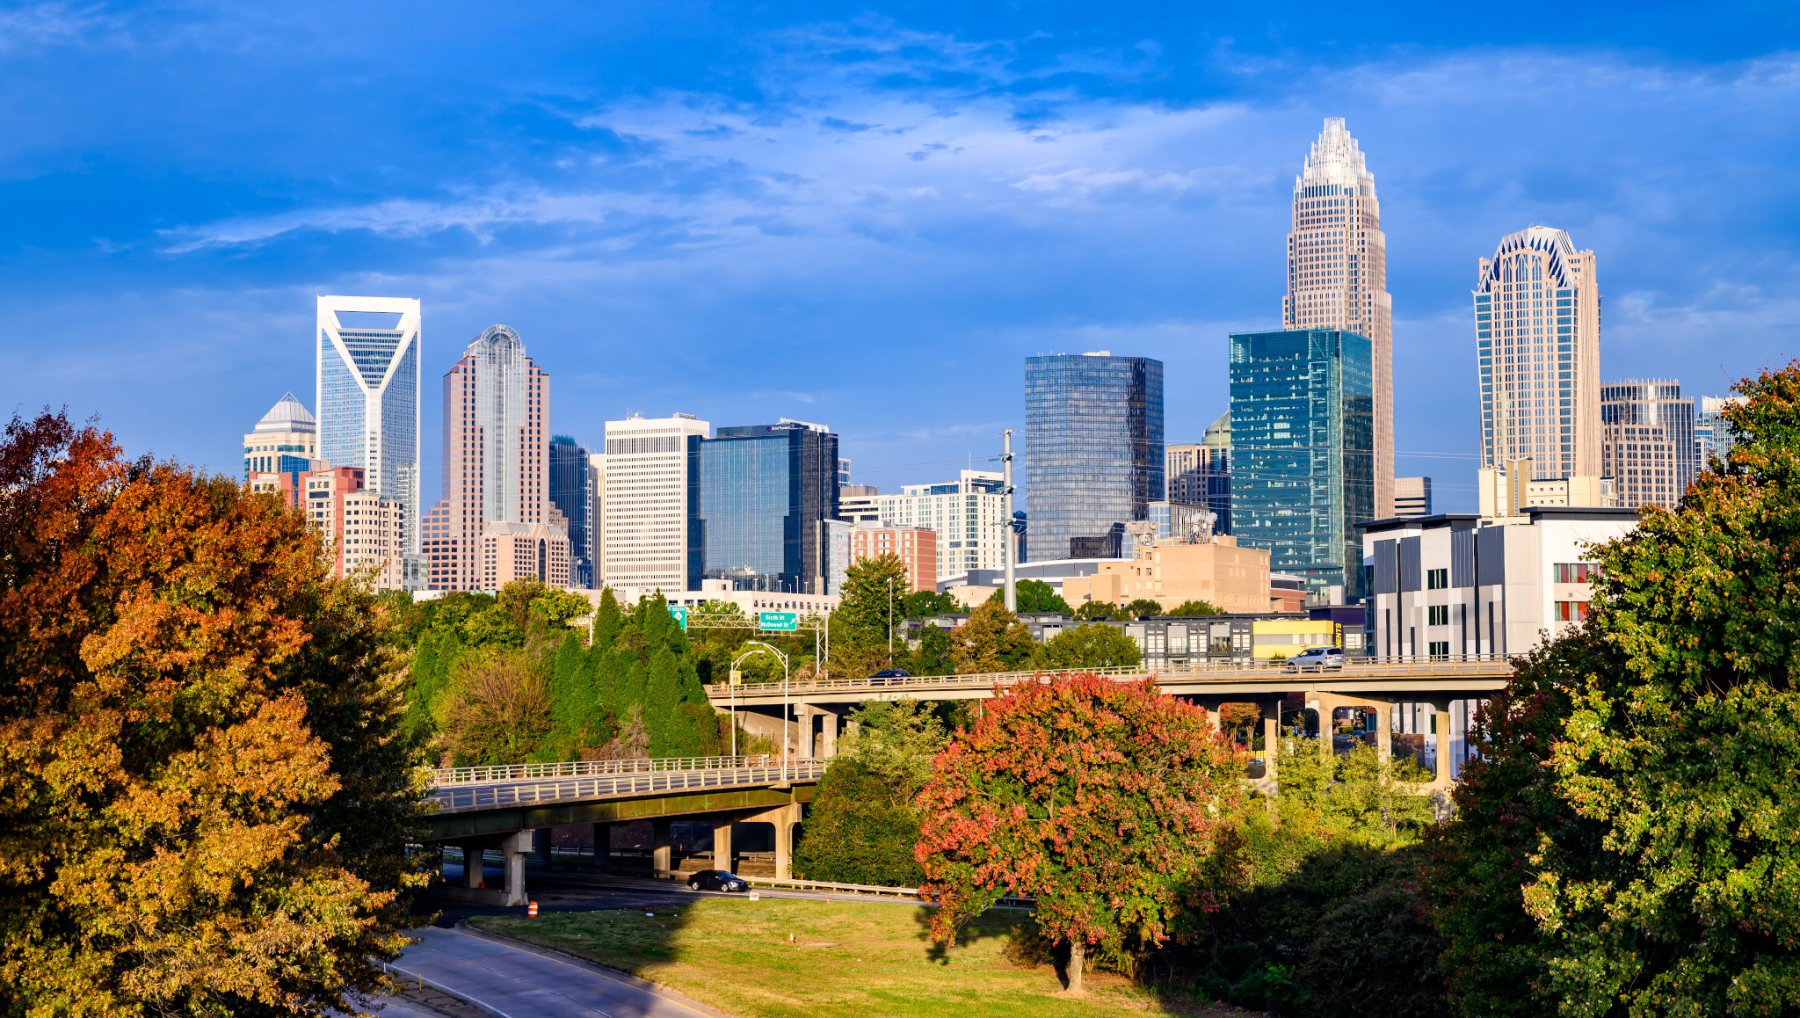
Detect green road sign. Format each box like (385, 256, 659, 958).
(669, 605, 688, 631)
(758, 610, 798, 632)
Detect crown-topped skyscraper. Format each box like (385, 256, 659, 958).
(1284, 117, 1393, 517)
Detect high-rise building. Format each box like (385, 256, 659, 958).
(838, 470, 1009, 580)
(848, 522, 938, 594)
(588, 450, 607, 582)
(1024, 352, 1164, 561)
(421, 325, 570, 591)
(550, 435, 596, 587)
(1601, 380, 1698, 511)
(698, 420, 839, 593)
(1166, 412, 1231, 534)
(243, 392, 317, 481)
(600, 413, 710, 597)
(1229, 329, 1374, 602)
(250, 465, 406, 590)
(315, 295, 423, 577)
(1394, 477, 1432, 518)
(1695, 395, 1739, 466)
(1475, 227, 1602, 480)
(1285, 118, 1393, 516)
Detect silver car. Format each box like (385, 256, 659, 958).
(1283, 647, 1346, 673)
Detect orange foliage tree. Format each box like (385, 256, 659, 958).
(0, 412, 425, 1016)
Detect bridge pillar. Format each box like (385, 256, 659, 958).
(1262, 714, 1279, 789)
(742, 802, 802, 880)
(462, 842, 486, 889)
(819, 709, 840, 759)
(651, 817, 673, 876)
(1375, 702, 1393, 764)
(794, 706, 815, 760)
(1205, 706, 1221, 735)
(500, 830, 533, 907)
(712, 817, 736, 873)
(592, 822, 613, 868)
(1433, 703, 1454, 790)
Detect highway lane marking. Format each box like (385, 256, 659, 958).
(447, 926, 719, 1018)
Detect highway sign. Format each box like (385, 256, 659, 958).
(669, 605, 688, 631)
(758, 610, 798, 632)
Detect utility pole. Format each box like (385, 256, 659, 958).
(1002, 429, 1017, 614)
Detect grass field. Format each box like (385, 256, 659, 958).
(470, 897, 1242, 1018)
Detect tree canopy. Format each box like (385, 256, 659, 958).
(916, 673, 1243, 992)
(0, 412, 421, 1015)
(1031, 622, 1141, 670)
(990, 578, 1071, 615)
(792, 699, 947, 886)
(949, 600, 1035, 674)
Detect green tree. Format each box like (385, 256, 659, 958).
(544, 631, 612, 761)
(434, 648, 555, 765)
(1073, 600, 1118, 621)
(904, 589, 961, 618)
(1166, 599, 1220, 617)
(899, 624, 955, 676)
(1122, 598, 1164, 619)
(1031, 622, 1141, 670)
(949, 600, 1035, 674)
(792, 700, 947, 885)
(989, 578, 1071, 615)
(834, 554, 909, 648)
(0, 412, 422, 1016)
(917, 674, 1245, 992)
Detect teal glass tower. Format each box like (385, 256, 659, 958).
(1228, 329, 1374, 602)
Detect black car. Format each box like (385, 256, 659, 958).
(870, 668, 911, 679)
(688, 869, 748, 892)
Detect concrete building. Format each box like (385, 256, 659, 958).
(1394, 477, 1432, 517)
(1285, 117, 1394, 517)
(698, 420, 839, 594)
(838, 470, 1009, 580)
(421, 325, 571, 591)
(1601, 380, 1697, 511)
(550, 435, 597, 588)
(1166, 414, 1231, 534)
(1476, 458, 1616, 518)
(1363, 507, 1638, 660)
(848, 522, 938, 594)
(1229, 328, 1374, 603)
(1475, 227, 1602, 481)
(600, 413, 710, 598)
(588, 450, 606, 580)
(1061, 534, 1271, 615)
(1695, 395, 1739, 466)
(1025, 352, 1164, 561)
(316, 295, 423, 584)
(251, 465, 405, 590)
(936, 557, 1117, 608)
(243, 392, 318, 481)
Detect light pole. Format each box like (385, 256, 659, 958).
(887, 576, 895, 665)
(736, 641, 790, 779)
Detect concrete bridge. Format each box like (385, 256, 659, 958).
(420, 755, 820, 906)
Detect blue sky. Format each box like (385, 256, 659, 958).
(4, 1, 1796, 511)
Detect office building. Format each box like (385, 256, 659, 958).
(1601, 380, 1697, 511)
(250, 465, 406, 590)
(848, 522, 938, 594)
(1285, 117, 1393, 516)
(1166, 414, 1231, 534)
(698, 420, 839, 593)
(243, 392, 318, 481)
(550, 435, 597, 587)
(1477, 459, 1615, 518)
(1062, 534, 1271, 615)
(1394, 477, 1432, 518)
(600, 413, 710, 597)
(1024, 352, 1164, 561)
(421, 325, 570, 591)
(838, 470, 1010, 579)
(1475, 227, 1602, 480)
(588, 450, 606, 583)
(1695, 395, 1739, 466)
(1363, 507, 1638, 660)
(1229, 329, 1374, 602)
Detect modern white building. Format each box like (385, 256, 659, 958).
(1695, 395, 1740, 466)
(1477, 461, 1616, 518)
(599, 413, 710, 598)
(1475, 227, 1602, 482)
(1285, 117, 1394, 517)
(838, 470, 1010, 581)
(316, 295, 423, 583)
(243, 392, 318, 480)
(1363, 507, 1637, 661)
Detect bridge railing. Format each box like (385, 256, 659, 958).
(430, 754, 778, 787)
(427, 760, 826, 813)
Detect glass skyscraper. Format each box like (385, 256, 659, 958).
(549, 435, 596, 588)
(1229, 329, 1373, 601)
(315, 295, 422, 562)
(1024, 353, 1164, 561)
(698, 420, 840, 593)
(1600, 380, 1698, 510)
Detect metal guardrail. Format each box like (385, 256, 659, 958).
(430, 754, 777, 787)
(427, 761, 826, 814)
(708, 655, 1514, 700)
(655, 871, 1033, 908)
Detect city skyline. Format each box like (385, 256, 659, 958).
(3, 5, 1795, 515)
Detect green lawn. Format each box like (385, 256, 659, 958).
(470, 898, 1238, 1018)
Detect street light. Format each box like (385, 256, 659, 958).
(733, 641, 791, 779)
(887, 576, 895, 665)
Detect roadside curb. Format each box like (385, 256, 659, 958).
(380, 957, 507, 1018)
(452, 919, 733, 1018)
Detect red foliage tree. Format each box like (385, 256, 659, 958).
(915, 673, 1243, 992)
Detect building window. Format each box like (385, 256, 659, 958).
(1427, 641, 1450, 661)
(1554, 562, 1596, 583)
(1554, 600, 1589, 623)
(1426, 568, 1449, 590)
(1427, 605, 1448, 626)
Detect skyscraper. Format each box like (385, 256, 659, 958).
(1285, 118, 1393, 516)
(243, 392, 317, 481)
(1695, 395, 1739, 466)
(698, 420, 840, 593)
(316, 295, 423, 574)
(837, 470, 1010, 580)
(1229, 329, 1374, 602)
(600, 413, 710, 597)
(1024, 352, 1164, 561)
(550, 435, 596, 587)
(421, 325, 570, 591)
(1475, 227, 1602, 480)
(1393, 476, 1432, 517)
(1601, 380, 1698, 510)
(1166, 412, 1231, 535)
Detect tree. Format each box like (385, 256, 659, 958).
(0, 412, 422, 1016)
(949, 600, 1035, 674)
(899, 624, 955, 676)
(1166, 599, 1220, 617)
(1031, 622, 1141, 670)
(792, 700, 947, 885)
(435, 649, 555, 765)
(904, 589, 961, 618)
(834, 554, 910, 651)
(990, 578, 1071, 615)
(916, 674, 1244, 992)
(1072, 600, 1118, 621)
(1122, 598, 1164, 619)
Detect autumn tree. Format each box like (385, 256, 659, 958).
(1031, 622, 1142, 670)
(949, 600, 1035, 673)
(916, 673, 1243, 992)
(793, 699, 947, 885)
(0, 412, 422, 1016)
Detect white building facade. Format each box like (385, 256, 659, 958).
(838, 470, 1009, 581)
(600, 413, 710, 598)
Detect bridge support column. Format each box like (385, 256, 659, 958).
(1433, 703, 1454, 790)
(1205, 706, 1221, 735)
(499, 830, 534, 908)
(819, 709, 839, 759)
(712, 817, 736, 873)
(592, 822, 613, 868)
(742, 802, 802, 880)
(793, 706, 815, 760)
(845, 718, 860, 743)
(1263, 712, 1280, 793)
(533, 828, 553, 868)
(1375, 702, 1393, 764)
(651, 817, 673, 876)
(462, 842, 486, 889)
